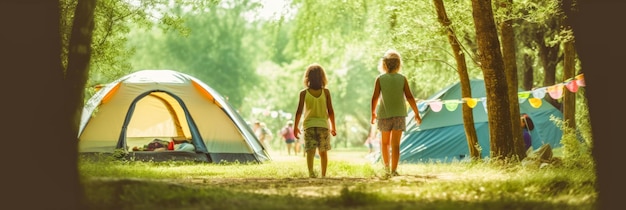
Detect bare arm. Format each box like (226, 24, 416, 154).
(324, 88, 337, 136)
(370, 77, 381, 124)
(293, 89, 306, 139)
(403, 77, 422, 125)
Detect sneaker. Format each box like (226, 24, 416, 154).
(309, 172, 317, 178)
(391, 171, 400, 177)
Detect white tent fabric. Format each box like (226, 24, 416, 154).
(78, 70, 270, 163)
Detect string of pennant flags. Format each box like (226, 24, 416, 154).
(416, 74, 585, 113)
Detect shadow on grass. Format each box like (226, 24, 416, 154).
(83, 176, 592, 210)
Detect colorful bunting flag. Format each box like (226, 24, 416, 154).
(547, 84, 564, 99)
(463, 97, 478, 108)
(528, 98, 543, 108)
(418, 74, 584, 113)
(430, 101, 443, 112)
(576, 74, 585, 87)
(518, 91, 531, 99)
(566, 80, 579, 93)
(444, 100, 460, 111)
(532, 87, 547, 99)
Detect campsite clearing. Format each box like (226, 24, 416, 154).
(80, 148, 596, 210)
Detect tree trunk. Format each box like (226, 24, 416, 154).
(470, 0, 514, 160)
(564, 1, 626, 209)
(0, 1, 92, 209)
(562, 40, 576, 129)
(433, 0, 480, 160)
(518, 21, 537, 91)
(65, 0, 96, 137)
(535, 17, 562, 110)
(521, 51, 534, 91)
(561, 1, 577, 143)
(497, 0, 525, 158)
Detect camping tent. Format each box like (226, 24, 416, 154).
(398, 79, 563, 163)
(78, 70, 270, 163)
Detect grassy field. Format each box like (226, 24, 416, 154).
(79, 148, 597, 210)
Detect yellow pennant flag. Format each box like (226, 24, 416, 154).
(463, 98, 478, 108)
(528, 98, 543, 108)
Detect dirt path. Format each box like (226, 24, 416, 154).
(266, 149, 376, 165)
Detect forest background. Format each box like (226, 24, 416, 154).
(62, 0, 580, 150)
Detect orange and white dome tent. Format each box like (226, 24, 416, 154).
(78, 70, 270, 163)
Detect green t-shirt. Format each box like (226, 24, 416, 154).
(376, 73, 407, 119)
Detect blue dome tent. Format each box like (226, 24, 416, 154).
(397, 79, 563, 163)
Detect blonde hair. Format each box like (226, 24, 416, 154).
(379, 49, 402, 73)
(303, 63, 328, 89)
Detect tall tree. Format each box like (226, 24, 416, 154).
(433, 0, 480, 160)
(565, 1, 626, 209)
(519, 40, 535, 90)
(535, 15, 561, 109)
(1, 1, 95, 208)
(560, 0, 577, 135)
(60, 0, 96, 207)
(496, 0, 525, 158)
(65, 0, 96, 139)
(470, 0, 514, 160)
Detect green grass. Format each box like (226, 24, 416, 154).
(79, 150, 596, 210)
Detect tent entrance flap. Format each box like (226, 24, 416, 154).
(127, 92, 189, 138)
(117, 90, 206, 152)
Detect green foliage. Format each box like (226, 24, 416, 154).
(126, 0, 260, 108)
(61, 0, 148, 85)
(550, 103, 594, 170)
(574, 88, 593, 149)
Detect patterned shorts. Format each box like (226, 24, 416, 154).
(377, 116, 406, 132)
(304, 127, 331, 152)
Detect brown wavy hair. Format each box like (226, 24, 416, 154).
(303, 63, 328, 89)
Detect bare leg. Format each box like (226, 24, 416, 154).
(380, 130, 391, 173)
(319, 150, 328, 177)
(294, 142, 300, 155)
(390, 130, 403, 174)
(286, 143, 292, 155)
(306, 149, 316, 177)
